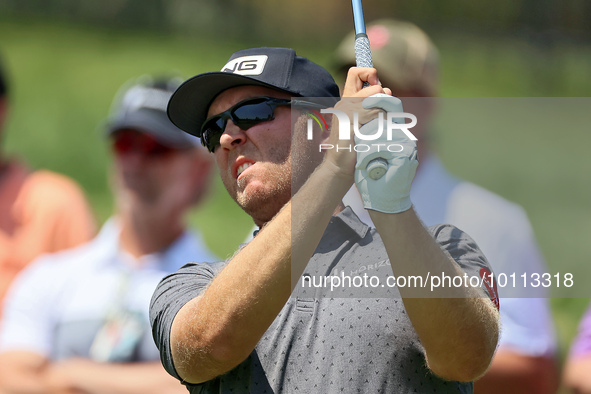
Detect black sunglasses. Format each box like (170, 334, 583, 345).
(200, 96, 326, 152)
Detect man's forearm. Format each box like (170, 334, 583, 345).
(0, 351, 50, 394)
(170, 161, 352, 383)
(370, 208, 500, 382)
(561, 355, 591, 393)
(51, 360, 185, 394)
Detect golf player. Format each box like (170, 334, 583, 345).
(150, 47, 500, 393)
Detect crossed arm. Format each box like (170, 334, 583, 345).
(0, 351, 186, 394)
(168, 67, 499, 385)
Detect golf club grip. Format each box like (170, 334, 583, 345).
(354, 33, 373, 68)
(354, 33, 373, 88)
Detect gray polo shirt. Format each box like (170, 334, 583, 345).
(150, 207, 497, 393)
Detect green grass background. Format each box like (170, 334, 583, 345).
(1, 18, 590, 389)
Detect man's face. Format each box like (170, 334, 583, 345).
(110, 129, 208, 209)
(207, 85, 320, 225)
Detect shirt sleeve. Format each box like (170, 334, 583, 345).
(149, 261, 225, 380)
(7, 170, 96, 268)
(497, 297, 556, 356)
(493, 220, 556, 356)
(429, 224, 499, 310)
(30, 170, 97, 252)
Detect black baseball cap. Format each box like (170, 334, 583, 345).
(106, 76, 201, 149)
(168, 47, 340, 137)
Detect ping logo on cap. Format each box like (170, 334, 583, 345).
(221, 55, 268, 76)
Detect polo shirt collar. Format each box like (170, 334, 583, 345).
(250, 206, 370, 242)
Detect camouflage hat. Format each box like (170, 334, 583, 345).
(334, 19, 439, 96)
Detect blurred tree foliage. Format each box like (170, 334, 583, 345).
(1, 0, 590, 43)
(1, 0, 589, 96)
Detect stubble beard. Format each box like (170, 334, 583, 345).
(233, 163, 291, 225)
(223, 115, 323, 226)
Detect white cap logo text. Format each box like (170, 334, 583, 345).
(221, 55, 268, 76)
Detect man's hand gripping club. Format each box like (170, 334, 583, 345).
(328, 67, 418, 213)
(355, 95, 418, 213)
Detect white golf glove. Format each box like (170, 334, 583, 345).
(354, 95, 419, 213)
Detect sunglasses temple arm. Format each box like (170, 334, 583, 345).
(291, 100, 330, 110)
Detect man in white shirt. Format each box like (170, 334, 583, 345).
(333, 19, 558, 394)
(0, 75, 216, 394)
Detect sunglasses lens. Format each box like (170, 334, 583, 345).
(112, 131, 174, 157)
(202, 116, 226, 134)
(201, 116, 226, 152)
(144, 140, 173, 156)
(113, 133, 134, 155)
(233, 102, 275, 129)
(201, 97, 290, 152)
(202, 129, 221, 153)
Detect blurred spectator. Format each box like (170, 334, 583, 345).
(334, 19, 558, 394)
(564, 304, 591, 393)
(0, 75, 216, 393)
(0, 52, 96, 320)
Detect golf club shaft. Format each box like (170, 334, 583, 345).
(351, 0, 373, 86)
(351, 0, 389, 180)
(352, 0, 367, 36)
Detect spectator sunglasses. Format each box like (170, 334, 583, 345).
(112, 130, 178, 158)
(200, 96, 326, 153)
